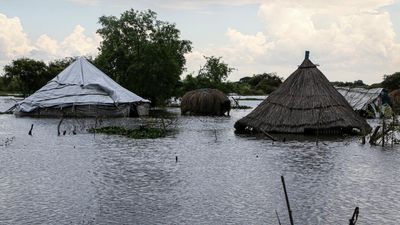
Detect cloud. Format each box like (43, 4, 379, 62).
(33, 25, 101, 60)
(185, 0, 400, 84)
(68, 0, 263, 9)
(0, 14, 33, 64)
(68, 0, 99, 6)
(36, 34, 60, 56)
(60, 25, 102, 56)
(0, 13, 101, 70)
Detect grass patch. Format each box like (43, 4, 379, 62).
(89, 126, 167, 139)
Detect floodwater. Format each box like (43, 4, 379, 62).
(0, 100, 400, 225)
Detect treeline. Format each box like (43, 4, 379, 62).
(330, 73, 400, 92)
(179, 56, 283, 96)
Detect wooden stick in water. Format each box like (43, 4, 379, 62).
(281, 176, 294, 225)
(349, 207, 359, 225)
(261, 129, 277, 141)
(275, 210, 282, 225)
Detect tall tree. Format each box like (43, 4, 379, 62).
(198, 56, 235, 84)
(180, 56, 235, 94)
(3, 58, 48, 97)
(382, 72, 400, 92)
(95, 9, 192, 105)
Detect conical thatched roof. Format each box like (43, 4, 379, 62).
(181, 88, 231, 116)
(235, 51, 371, 134)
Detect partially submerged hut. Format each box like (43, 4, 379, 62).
(235, 51, 371, 135)
(14, 57, 150, 117)
(181, 89, 231, 116)
(336, 87, 390, 118)
(389, 89, 400, 113)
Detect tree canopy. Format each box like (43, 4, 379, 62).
(331, 80, 368, 88)
(1, 57, 77, 97)
(237, 73, 283, 95)
(3, 58, 49, 97)
(198, 56, 234, 84)
(95, 9, 192, 105)
(180, 56, 235, 94)
(382, 72, 400, 92)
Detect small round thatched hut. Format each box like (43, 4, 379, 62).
(235, 51, 371, 135)
(389, 89, 400, 113)
(181, 89, 231, 116)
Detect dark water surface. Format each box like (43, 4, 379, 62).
(0, 105, 400, 224)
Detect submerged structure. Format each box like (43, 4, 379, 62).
(14, 57, 150, 117)
(181, 89, 231, 116)
(389, 89, 400, 114)
(336, 87, 390, 118)
(235, 51, 371, 135)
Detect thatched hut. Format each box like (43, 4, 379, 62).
(235, 51, 371, 135)
(181, 89, 231, 116)
(389, 89, 400, 113)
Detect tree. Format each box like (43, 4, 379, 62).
(180, 56, 235, 95)
(95, 9, 192, 105)
(331, 80, 368, 88)
(382, 72, 400, 92)
(3, 58, 48, 97)
(198, 56, 235, 84)
(238, 73, 283, 94)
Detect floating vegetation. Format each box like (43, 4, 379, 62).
(88, 126, 167, 139)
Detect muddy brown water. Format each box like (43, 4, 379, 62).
(0, 99, 399, 224)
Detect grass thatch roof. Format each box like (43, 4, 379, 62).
(389, 89, 400, 113)
(181, 88, 231, 116)
(235, 51, 371, 134)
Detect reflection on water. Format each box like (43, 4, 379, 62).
(0, 102, 400, 224)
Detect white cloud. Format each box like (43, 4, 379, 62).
(68, 0, 263, 9)
(0, 14, 33, 63)
(36, 34, 60, 55)
(185, 0, 400, 84)
(0, 13, 101, 70)
(60, 25, 102, 56)
(68, 0, 98, 6)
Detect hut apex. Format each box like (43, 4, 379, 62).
(305, 50, 310, 60)
(234, 52, 371, 135)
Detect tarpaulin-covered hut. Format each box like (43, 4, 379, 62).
(14, 57, 150, 117)
(181, 89, 231, 116)
(336, 87, 390, 118)
(234, 51, 371, 135)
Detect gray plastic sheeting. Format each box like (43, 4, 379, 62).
(15, 57, 150, 112)
(336, 86, 383, 111)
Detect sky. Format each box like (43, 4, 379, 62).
(1, 0, 400, 84)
